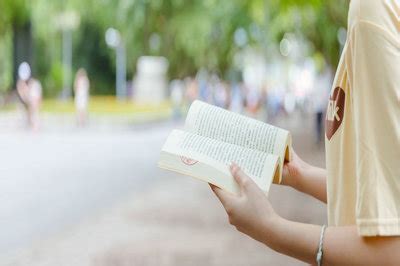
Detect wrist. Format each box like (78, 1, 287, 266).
(259, 211, 284, 246)
(260, 214, 288, 252)
(285, 161, 312, 190)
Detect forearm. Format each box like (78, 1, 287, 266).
(212, 163, 400, 265)
(297, 166, 327, 203)
(264, 218, 400, 265)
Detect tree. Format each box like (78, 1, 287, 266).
(0, 0, 33, 90)
(268, 0, 348, 67)
(0, 0, 349, 95)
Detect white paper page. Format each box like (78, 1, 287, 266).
(160, 130, 279, 187)
(185, 100, 289, 157)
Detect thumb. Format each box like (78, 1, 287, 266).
(230, 163, 256, 193)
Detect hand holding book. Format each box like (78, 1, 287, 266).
(209, 163, 280, 244)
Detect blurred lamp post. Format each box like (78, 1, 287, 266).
(57, 11, 80, 99)
(105, 28, 126, 101)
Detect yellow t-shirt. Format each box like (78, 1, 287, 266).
(326, 0, 400, 236)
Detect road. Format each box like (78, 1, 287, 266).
(0, 113, 327, 266)
(0, 123, 173, 253)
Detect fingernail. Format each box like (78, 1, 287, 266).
(230, 163, 238, 173)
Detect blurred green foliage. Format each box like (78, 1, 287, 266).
(0, 0, 349, 96)
(0, 31, 12, 93)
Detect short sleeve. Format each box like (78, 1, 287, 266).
(347, 20, 400, 236)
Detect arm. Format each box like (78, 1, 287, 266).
(270, 218, 400, 265)
(281, 149, 327, 203)
(211, 164, 400, 265)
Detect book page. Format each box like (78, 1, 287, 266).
(185, 100, 290, 161)
(158, 130, 279, 194)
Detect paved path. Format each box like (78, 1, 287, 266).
(0, 113, 326, 266)
(0, 124, 173, 253)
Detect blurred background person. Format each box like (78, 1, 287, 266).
(184, 77, 198, 106)
(16, 62, 31, 128)
(245, 85, 262, 118)
(312, 64, 332, 145)
(169, 79, 184, 121)
(16, 62, 42, 131)
(197, 69, 211, 103)
(213, 79, 229, 109)
(74, 68, 90, 127)
(229, 82, 244, 114)
(27, 77, 42, 131)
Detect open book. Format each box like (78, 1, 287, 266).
(158, 100, 292, 195)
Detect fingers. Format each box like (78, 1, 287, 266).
(230, 163, 256, 193)
(209, 183, 235, 208)
(280, 165, 290, 186)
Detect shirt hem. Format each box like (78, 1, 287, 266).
(357, 218, 400, 236)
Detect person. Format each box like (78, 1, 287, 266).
(184, 77, 198, 105)
(74, 68, 90, 127)
(214, 80, 229, 109)
(16, 78, 30, 110)
(16, 62, 30, 128)
(16, 62, 42, 131)
(210, 0, 400, 264)
(230, 82, 244, 114)
(244, 84, 262, 118)
(169, 79, 184, 120)
(312, 65, 332, 144)
(27, 78, 42, 131)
